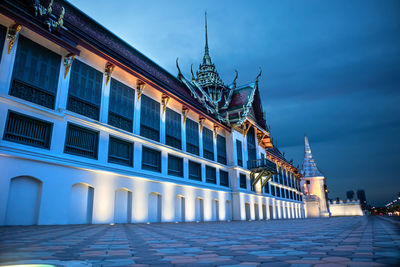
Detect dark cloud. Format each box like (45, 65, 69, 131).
(70, 0, 400, 206)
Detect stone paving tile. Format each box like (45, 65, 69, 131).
(0, 217, 399, 266)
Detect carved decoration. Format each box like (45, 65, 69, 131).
(182, 107, 190, 124)
(136, 80, 146, 101)
(33, 0, 65, 32)
(63, 53, 75, 78)
(242, 122, 251, 137)
(258, 133, 266, 146)
(7, 24, 21, 54)
(105, 62, 115, 86)
(161, 94, 170, 114)
(213, 125, 219, 139)
(199, 117, 205, 132)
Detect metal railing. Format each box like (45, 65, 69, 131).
(247, 158, 277, 173)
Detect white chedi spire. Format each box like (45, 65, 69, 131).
(301, 135, 323, 178)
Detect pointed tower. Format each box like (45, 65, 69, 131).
(196, 12, 226, 103)
(301, 136, 330, 217)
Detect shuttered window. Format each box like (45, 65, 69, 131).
(189, 161, 201, 181)
(205, 166, 216, 184)
(264, 182, 270, 194)
(3, 111, 52, 149)
(168, 154, 183, 177)
(165, 108, 181, 149)
(247, 127, 256, 161)
(108, 78, 134, 132)
(219, 170, 229, 187)
(0, 25, 6, 62)
(202, 127, 214, 160)
(140, 95, 160, 142)
(236, 140, 243, 167)
(10, 35, 61, 109)
(217, 135, 227, 165)
(239, 174, 247, 189)
(142, 146, 161, 172)
(108, 136, 133, 166)
(186, 118, 199, 155)
(64, 123, 98, 159)
(67, 59, 102, 120)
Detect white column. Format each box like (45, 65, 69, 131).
(98, 131, 109, 163)
(0, 28, 18, 95)
(216, 168, 220, 186)
(134, 143, 143, 170)
(213, 131, 217, 162)
(181, 114, 186, 151)
(99, 74, 111, 124)
(160, 101, 166, 144)
(55, 55, 71, 111)
(183, 158, 189, 180)
(134, 91, 141, 135)
(199, 126, 203, 158)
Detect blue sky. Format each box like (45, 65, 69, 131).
(70, 0, 400, 206)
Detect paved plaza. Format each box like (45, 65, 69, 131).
(0, 217, 399, 267)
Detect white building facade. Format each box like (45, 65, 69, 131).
(0, 0, 305, 226)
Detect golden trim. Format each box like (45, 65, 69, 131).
(182, 107, 190, 124)
(63, 53, 75, 79)
(161, 94, 170, 114)
(105, 62, 115, 86)
(199, 117, 205, 132)
(213, 125, 219, 139)
(7, 24, 21, 54)
(136, 80, 146, 101)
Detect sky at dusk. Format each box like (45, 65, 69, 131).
(69, 0, 400, 206)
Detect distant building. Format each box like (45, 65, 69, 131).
(346, 190, 355, 200)
(357, 190, 367, 210)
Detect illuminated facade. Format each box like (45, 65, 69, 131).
(0, 0, 305, 226)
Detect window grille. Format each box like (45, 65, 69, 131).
(3, 111, 52, 149)
(189, 160, 201, 181)
(67, 59, 102, 120)
(0, 25, 7, 62)
(202, 127, 214, 160)
(239, 173, 247, 189)
(247, 127, 256, 161)
(10, 36, 61, 109)
(186, 118, 199, 155)
(205, 166, 216, 184)
(142, 146, 161, 172)
(219, 170, 229, 187)
(108, 136, 133, 166)
(140, 95, 160, 142)
(64, 123, 98, 159)
(108, 78, 134, 132)
(168, 154, 183, 177)
(236, 140, 243, 167)
(217, 135, 227, 165)
(165, 108, 181, 149)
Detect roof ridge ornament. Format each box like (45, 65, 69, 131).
(255, 67, 262, 86)
(176, 57, 182, 77)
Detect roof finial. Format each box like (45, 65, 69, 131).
(255, 67, 262, 86)
(203, 11, 211, 64)
(190, 64, 195, 80)
(176, 57, 182, 77)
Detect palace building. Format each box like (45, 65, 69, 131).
(0, 0, 305, 225)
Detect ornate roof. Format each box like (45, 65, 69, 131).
(176, 13, 268, 132)
(301, 136, 324, 178)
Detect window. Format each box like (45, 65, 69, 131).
(281, 188, 285, 198)
(202, 127, 214, 160)
(108, 78, 134, 132)
(67, 59, 102, 120)
(264, 182, 270, 194)
(205, 166, 216, 184)
(186, 118, 199, 155)
(189, 161, 201, 181)
(220, 170, 229, 187)
(64, 123, 98, 159)
(10, 35, 61, 109)
(168, 154, 183, 177)
(108, 136, 133, 166)
(284, 172, 288, 186)
(261, 152, 265, 159)
(247, 127, 256, 161)
(142, 146, 161, 172)
(271, 185, 276, 196)
(273, 174, 278, 183)
(290, 190, 293, 200)
(236, 140, 243, 167)
(240, 173, 247, 189)
(277, 186, 281, 197)
(0, 25, 6, 62)
(140, 95, 160, 141)
(279, 171, 283, 184)
(3, 111, 52, 149)
(165, 108, 181, 149)
(216, 135, 227, 164)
